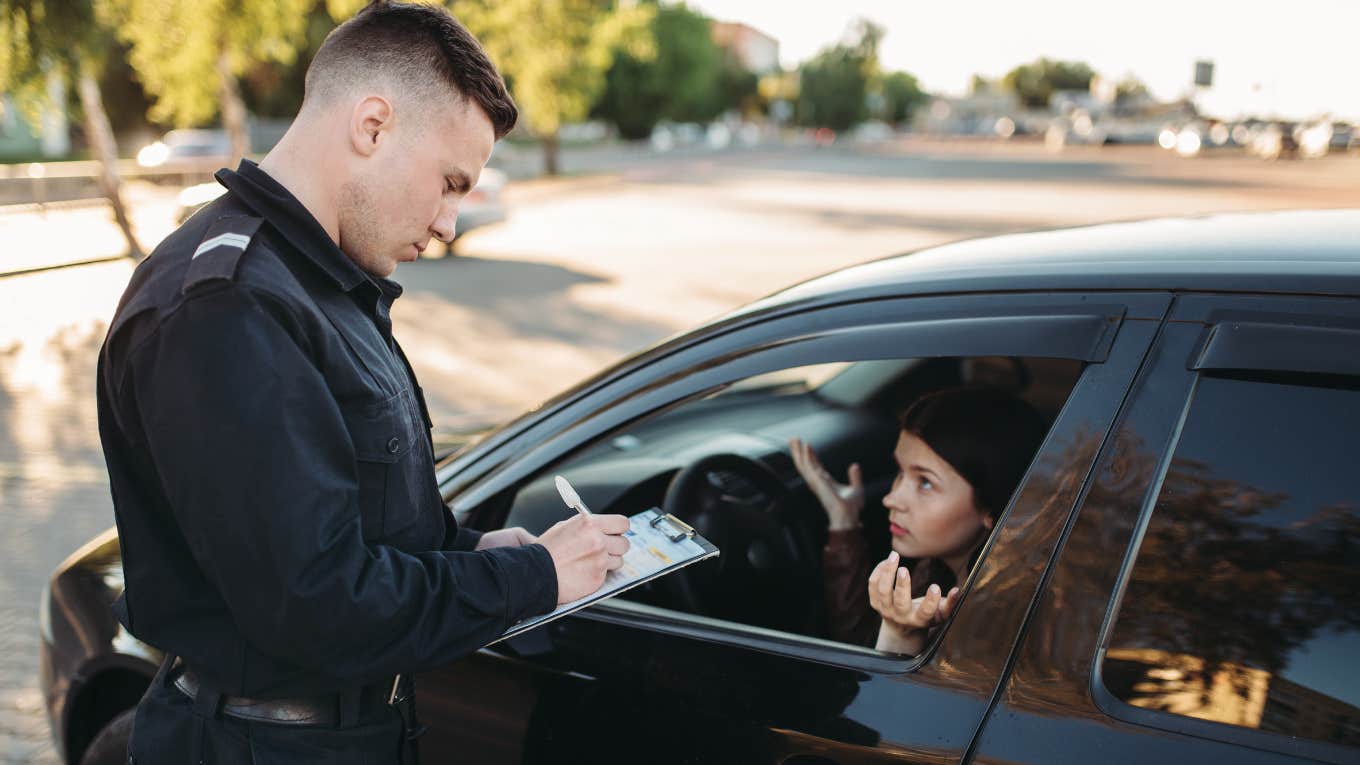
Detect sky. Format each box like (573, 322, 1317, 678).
(687, 0, 1360, 121)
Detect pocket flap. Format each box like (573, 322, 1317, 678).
(340, 391, 416, 464)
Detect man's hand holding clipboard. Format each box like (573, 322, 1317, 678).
(492, 475, 721, 644)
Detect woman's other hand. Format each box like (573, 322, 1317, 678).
(789, 438, 864, 531)
(867, 551, 961, 654)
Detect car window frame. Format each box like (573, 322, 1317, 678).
(443, 294, 1127, 508)
(1090, 294, 1360, 763)
(440, 291, 1166, 674)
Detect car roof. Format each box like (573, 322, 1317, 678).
(739, 210, 1360, 317)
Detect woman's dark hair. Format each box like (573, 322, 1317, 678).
(897, 386, 1049, 518)
(896, 386, 1049, 592)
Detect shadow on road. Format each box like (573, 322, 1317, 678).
(393, 254, 678, 429)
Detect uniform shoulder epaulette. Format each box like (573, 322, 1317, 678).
(182, 215, 264, 294)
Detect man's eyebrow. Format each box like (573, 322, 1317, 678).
(447, 169, 473, 191)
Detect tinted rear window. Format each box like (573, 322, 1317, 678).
(1103, 373, 1360, 748)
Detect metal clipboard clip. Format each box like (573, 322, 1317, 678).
(649, 512, 696, 543)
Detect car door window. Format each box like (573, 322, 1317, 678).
(496, 354, 1084, 654)
(1101, 372, 1360, 749)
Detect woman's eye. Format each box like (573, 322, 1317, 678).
(919, 477, 933, 491)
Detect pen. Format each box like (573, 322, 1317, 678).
(554, 475, 592, 516)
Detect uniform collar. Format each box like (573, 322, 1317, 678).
(215, 160, 368, 293)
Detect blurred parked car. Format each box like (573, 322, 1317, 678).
(136, 122, 289, 173)
(135, 129, 231, 169)
(1249, 122, 1300, 160)
(1158, 120, 1242, 158)
(41, 211, 1360, 765)
(1298, 121, 1332, 159)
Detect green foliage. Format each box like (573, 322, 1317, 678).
(1002, 57, 1094, 110)
(0, 1, 104, 117)
(99, 0, 312, 127)
(796, 19, 882, 131)
(456, 0, 654, 139)
(595, 3, 727, 140)
(877, 70, 925, 126)
(716, 53, 760, 118)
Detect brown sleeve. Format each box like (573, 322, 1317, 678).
(822, 529, 880, 647)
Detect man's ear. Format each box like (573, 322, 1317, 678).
(349, 95, 394, 157)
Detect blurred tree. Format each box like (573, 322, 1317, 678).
(717, 53, 760, 119)
(595, 3, 722, 140)
(239, 4, 346, 120)
(796, 19, 882, 132)
(876, 70, 926, 127)
(457, 0, 654, 175)
(1002, 57, 1094, 110)
(0, 0, 142, 256)
(100, 0, 312, 166)
(969, 73, 995, 94)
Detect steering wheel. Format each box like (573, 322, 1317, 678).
(660, 453, 821, 634)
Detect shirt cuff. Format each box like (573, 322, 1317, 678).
(451, 526, 483, 552)
(481, 542, 559, 626)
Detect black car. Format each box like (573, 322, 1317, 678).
(41, 210, 1360, 764)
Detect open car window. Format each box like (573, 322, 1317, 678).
(492, 354, 1083, 656)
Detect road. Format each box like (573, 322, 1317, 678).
(2, 139, 1358, 763)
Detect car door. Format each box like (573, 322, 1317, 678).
(971, 293, 1360, 765)
(417, 290, 1171, 765)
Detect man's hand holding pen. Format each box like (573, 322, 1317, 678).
(538, 475, 632, 603)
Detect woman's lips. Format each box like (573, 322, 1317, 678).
(889, 522, 909, 536)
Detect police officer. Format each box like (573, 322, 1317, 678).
(96, 3, 631, 763)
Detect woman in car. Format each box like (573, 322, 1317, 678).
(790, 387, 1048, 655)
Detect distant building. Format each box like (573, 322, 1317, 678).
(0, 95, 43, 159)
(1, 71, 71, 160)
(710, 21, 779, 74)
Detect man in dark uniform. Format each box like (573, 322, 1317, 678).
(96, 3, 631, 763)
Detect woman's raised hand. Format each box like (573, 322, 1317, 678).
(789, 438, 864, 531)
(867, 551, 961, 654)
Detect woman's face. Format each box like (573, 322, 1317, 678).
(882, 430, 994, 561)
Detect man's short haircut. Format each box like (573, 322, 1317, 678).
(304, 0, 517, 138)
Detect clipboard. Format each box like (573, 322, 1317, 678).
(490, 508, 719, 644)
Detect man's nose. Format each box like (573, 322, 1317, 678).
(431, 201, 458, 244)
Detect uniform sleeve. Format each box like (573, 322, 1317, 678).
(127, 285, 556, 687)
(449, 526, 484, 552)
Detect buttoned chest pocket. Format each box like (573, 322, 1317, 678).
(340, 390, 438, 545)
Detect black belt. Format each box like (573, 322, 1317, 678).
(169, 661, 400, 728)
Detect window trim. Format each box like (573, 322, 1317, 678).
(448, 294, 1133, 672)
(1091, 370, 1360, 764)
(451, 303, 1122, 516)
(1192, 320, 1360, 378)
(438, 295, 1127, 498)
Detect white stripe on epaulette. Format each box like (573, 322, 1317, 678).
(192, 233, 254, 259)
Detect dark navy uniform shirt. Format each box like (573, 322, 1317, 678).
(96, 160, 557, 698)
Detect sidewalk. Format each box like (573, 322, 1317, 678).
(0, 182, 180, 278)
